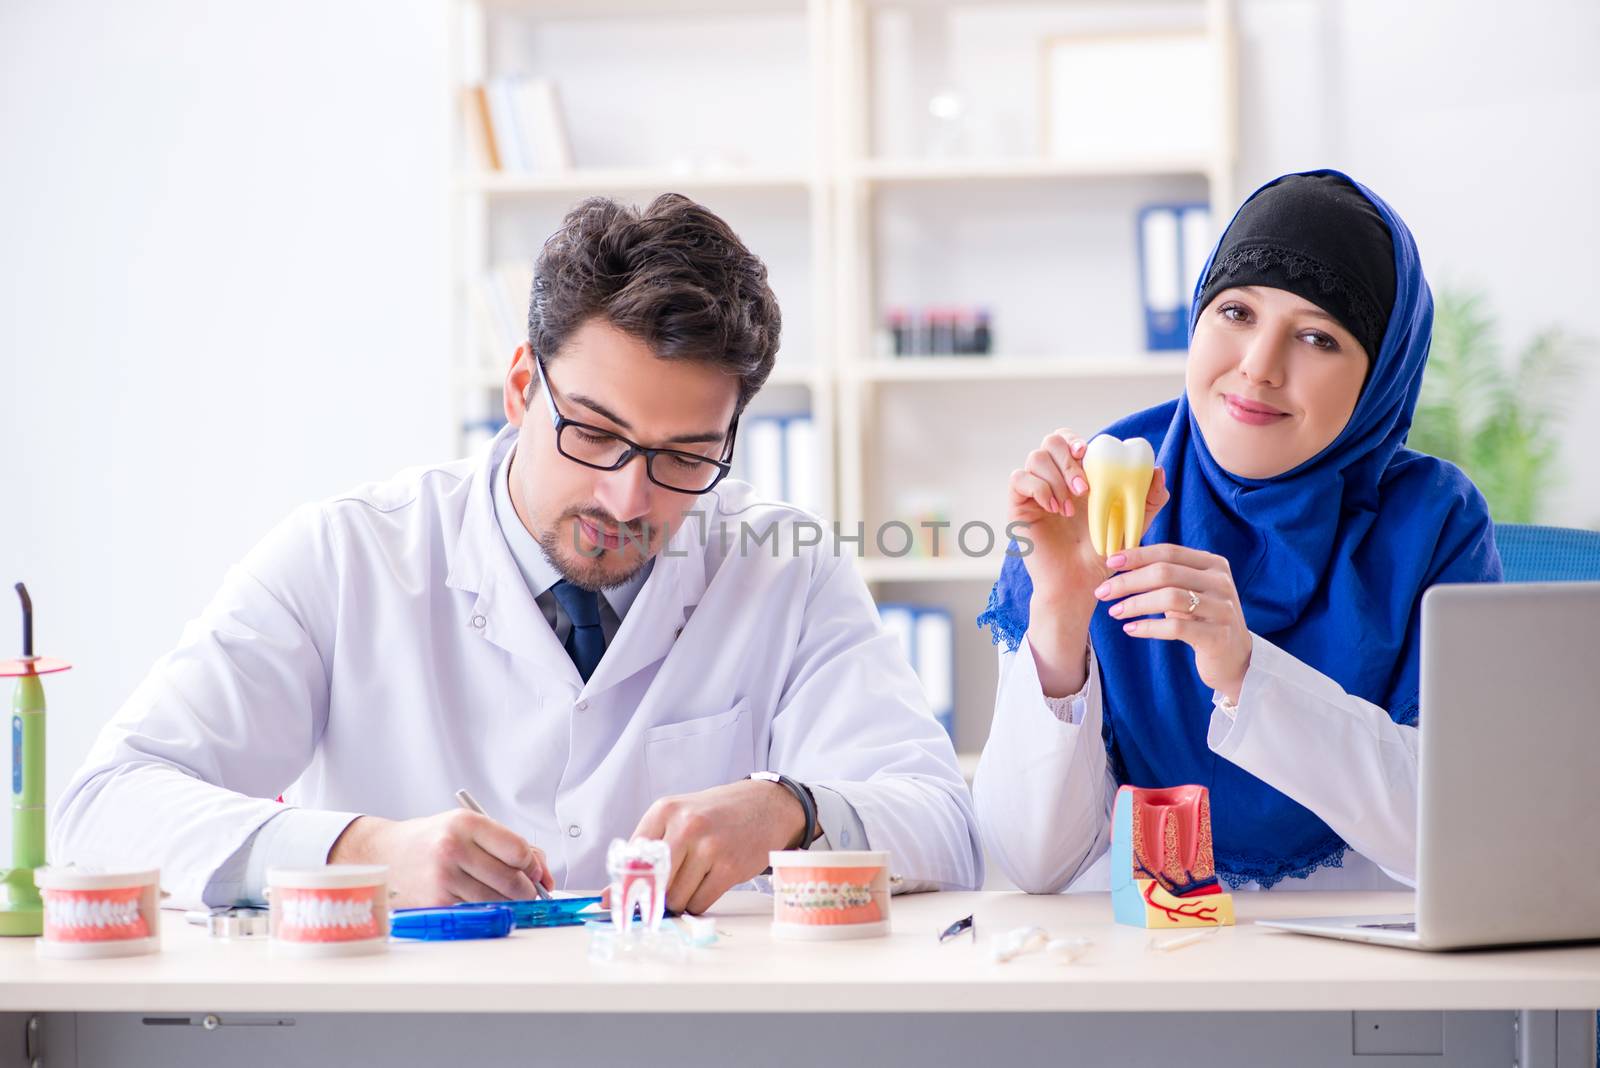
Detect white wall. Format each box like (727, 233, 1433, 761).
(1233, 0, 1600, 526)
(0, 1, 453, 860)
(2, 0, 1595, 863)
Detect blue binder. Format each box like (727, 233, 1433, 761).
(1137, 202, 1212, 351)
(876, 602, 955, 743)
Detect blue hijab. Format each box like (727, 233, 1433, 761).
(978, 170, 1502, 887)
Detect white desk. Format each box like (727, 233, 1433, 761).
(3, 891, 1597, 1067)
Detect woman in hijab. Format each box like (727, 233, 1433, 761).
(974, 170, 1501, 894)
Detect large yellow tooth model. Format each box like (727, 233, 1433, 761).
(1082, 435, 1155, 556)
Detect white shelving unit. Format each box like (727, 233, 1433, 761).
(460, 167, 814, 196)
(448, 0, 1237, 764)
(852, 153, 1217, 184)
(830, 0, 1236, 756)
(448, 0, 836, 490)
(851, 354, 1188, 382)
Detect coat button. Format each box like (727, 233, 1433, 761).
(567, 825, 582, 838)
(576, 699, 589, 712)
(470, 614, 486, 629)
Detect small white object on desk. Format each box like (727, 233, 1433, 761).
(1046, 936, 1094, 964)
(680, 915, 720, 947)
(991, 925, 1049, 963)
(1148, 928, 1221, 953)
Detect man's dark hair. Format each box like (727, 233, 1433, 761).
(528, 193, 781, 413)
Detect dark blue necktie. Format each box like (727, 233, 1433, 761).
(550, 579, 606, 682)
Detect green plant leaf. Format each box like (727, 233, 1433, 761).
(1411, 286, 1589, 523)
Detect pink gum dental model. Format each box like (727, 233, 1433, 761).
(34, 867, 162, 959)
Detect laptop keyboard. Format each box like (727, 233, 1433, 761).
(1357, 921, 1417, 931)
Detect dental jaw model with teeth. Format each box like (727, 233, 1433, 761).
(768, 850, 892, 941)
(1110, 785, 1235, 929)
(34, 868, 161, 958)
(1082, 436, 1156, 557)
(266, 865, 390, 956)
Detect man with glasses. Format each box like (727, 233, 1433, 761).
(55, 194, 982, 913)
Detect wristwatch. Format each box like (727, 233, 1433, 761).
(750, 771, 818, 850)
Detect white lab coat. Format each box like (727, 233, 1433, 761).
(974, 634, 1417, 895)
(54, 429, 982, 907)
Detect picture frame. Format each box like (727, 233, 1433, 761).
(1040, 28, 1218, 164)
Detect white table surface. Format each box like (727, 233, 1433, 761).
(4, 891, 1598, 1015)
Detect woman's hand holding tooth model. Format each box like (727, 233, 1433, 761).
(1006, 428, 1168, 697)
(1093, 543, 1255, 705)
(1011, 429, 1253, 704)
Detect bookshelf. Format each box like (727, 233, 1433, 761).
(449, 0, 1237, 768)
(460, 168, 814, 196)
(449, 0, 835, 483)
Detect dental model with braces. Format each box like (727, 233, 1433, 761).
(776, 880, 875, 912)
(769, 851, 892, 941)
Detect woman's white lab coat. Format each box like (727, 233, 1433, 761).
(975, 636, 1419, 894)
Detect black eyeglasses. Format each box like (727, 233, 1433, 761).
(532, 354, 737, 495)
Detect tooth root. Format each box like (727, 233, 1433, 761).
(1087, 480, 1113, 557)
(1104, 499, 1124, 559)
(1120, 482, 1146, 553)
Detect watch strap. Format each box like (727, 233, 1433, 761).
(750, 771, 818, 851)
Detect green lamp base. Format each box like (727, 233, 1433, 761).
(0, 868, 44, 937)
(0, 908, 42, 937)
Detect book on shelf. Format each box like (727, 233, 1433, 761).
(1137, 202, 1212, 351)
(877, 603, 956, 743)
(461, 76, 573, 175)
(464, 85, 501, 171)
(462, 417, 507, 455)
(469, 262, 534, 370)
(737, 413, 823, 517)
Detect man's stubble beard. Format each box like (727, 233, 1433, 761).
(536, 513, 658, 593)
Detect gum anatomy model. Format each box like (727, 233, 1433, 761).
(1082, 435, 1156, 556)
(1110, 785, 1235, 929)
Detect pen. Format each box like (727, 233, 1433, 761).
(454, 788, 551, 901)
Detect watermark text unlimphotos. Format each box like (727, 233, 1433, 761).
(571, 510, 1036, 560)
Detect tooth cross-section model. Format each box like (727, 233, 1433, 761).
(1110, 784, 1236, 928)
(1082, 435, 1156, 557)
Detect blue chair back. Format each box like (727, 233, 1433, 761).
(1492, 523, 1600, 582)
(1490, 524, 1600, 1066)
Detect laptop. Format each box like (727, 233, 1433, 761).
(1257, 581, 1600, 950)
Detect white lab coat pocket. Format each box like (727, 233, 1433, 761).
(644, 702, 755, 801)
